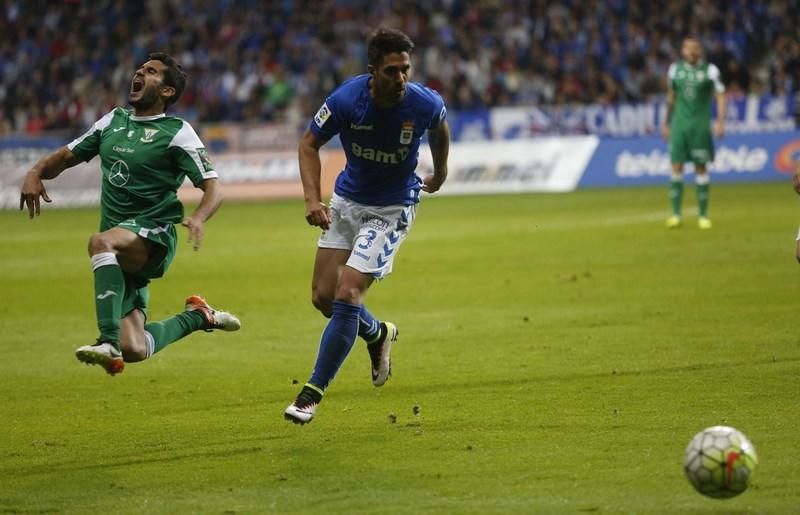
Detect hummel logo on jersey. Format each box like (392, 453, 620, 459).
(141, 128, 159, 143)
(113, 127, 125, 132)
(350, 123, 373, 130)
(96, 290, 117, 300)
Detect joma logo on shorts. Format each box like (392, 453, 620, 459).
(351, 142, 409, 164)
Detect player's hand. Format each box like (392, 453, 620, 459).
(19, 172, 52, 218)
(713, 120, 725, 139)
(422, 173, 445, 194)
(661, 124, 670, 142)
(305, 201, 331, 230)
(181, 216, 204, 251)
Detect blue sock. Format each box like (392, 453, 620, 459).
(309, 300, 361, 390)
(358, 305, 381, 343)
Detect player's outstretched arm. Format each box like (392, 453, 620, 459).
(182, 178, 222, 251)
(19, 146, 81, 218)
(298, 129, 331, 230)
(422, 120, 450, 194)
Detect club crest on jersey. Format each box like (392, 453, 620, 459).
(141, 128, 159, 143)
(399, 121, 414, 145)
(314, 103, 331, 127)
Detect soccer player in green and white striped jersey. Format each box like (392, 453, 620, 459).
(20, 53, 240, 376)
(662, 37, 727, 229)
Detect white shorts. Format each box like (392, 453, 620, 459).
(319, 193, 417, 278)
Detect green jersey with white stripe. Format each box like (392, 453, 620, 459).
(68, 108, 217, 228)
(667, 60, 725, 130)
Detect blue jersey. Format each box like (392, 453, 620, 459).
(310, 74, 447, 206)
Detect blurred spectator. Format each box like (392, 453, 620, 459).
(1, 0, 797, 136)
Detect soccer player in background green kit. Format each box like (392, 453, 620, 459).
(662, 37, 727, 229)
(19, 52, 241, 376)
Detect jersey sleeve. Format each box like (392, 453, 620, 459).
(667, 63, 677, 88)
(427, 90, 447, 130)
(309, 95, 343, 142)
(168, 120, 218, 186)
(67, 109, 116, 162)
(707, 63, 725, 94)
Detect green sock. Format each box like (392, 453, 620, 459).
(145, 311, 206, 355)
(669, 180, 684, 216)
(92, 253, 124, 349)
(697, 183, 710, 217)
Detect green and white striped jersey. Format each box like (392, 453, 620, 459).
(68, 108, 217, 228)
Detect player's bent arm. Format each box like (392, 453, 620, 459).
(181, 178, 222, 251)
(298, 129, 332, 229)
(298, 129, 326, 206)
(423, 120, 450, 193)
(190, 178, 223, 223)
(20, 146, 82, 217)
(25, 145, 82, 181)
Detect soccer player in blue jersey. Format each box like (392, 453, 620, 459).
(285, 27, 450, 424)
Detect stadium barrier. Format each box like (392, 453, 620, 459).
(3, 131, 798, 208)
(2, 107, 797, 208)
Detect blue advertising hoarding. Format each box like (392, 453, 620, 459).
(447, 95, 794, 141)
(579, 130, 800, 188)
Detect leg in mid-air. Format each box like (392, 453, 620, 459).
(109, 296, 240, 363)
(75, 227, 240, 375)
(695, 164, 711, 229)
(74, 227, 152, 375)
(666, 163, 684, 228)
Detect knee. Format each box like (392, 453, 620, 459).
(311, 291, 333, 318)
(88, 232, 114, 256)
(334, 285, 364, 305)
(120, 342, 147, 363)
(119, 331, 147, 362)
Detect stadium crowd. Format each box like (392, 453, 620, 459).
(1, 0, 797, 136)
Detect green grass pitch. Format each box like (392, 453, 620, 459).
(1, 182, 798, 513)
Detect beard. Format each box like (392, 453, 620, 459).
(129, 86, 161, 110)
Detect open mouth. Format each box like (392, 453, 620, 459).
(131, 78, 144, 93)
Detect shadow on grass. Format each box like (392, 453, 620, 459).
(3, 434, 288, 479)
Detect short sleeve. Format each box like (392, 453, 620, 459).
(707, 64, 725, 94)
(309, 97, 343, 142)
(169, 120, 218, 186)
(667, 63, 677, 87)
(67, 110, 116, 162)
(428, 93, 447, 130)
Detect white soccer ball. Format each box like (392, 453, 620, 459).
(684, 425, 758, 499)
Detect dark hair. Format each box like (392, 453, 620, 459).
(148, 52, 187, 108)
(367, 27, 414, 67)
